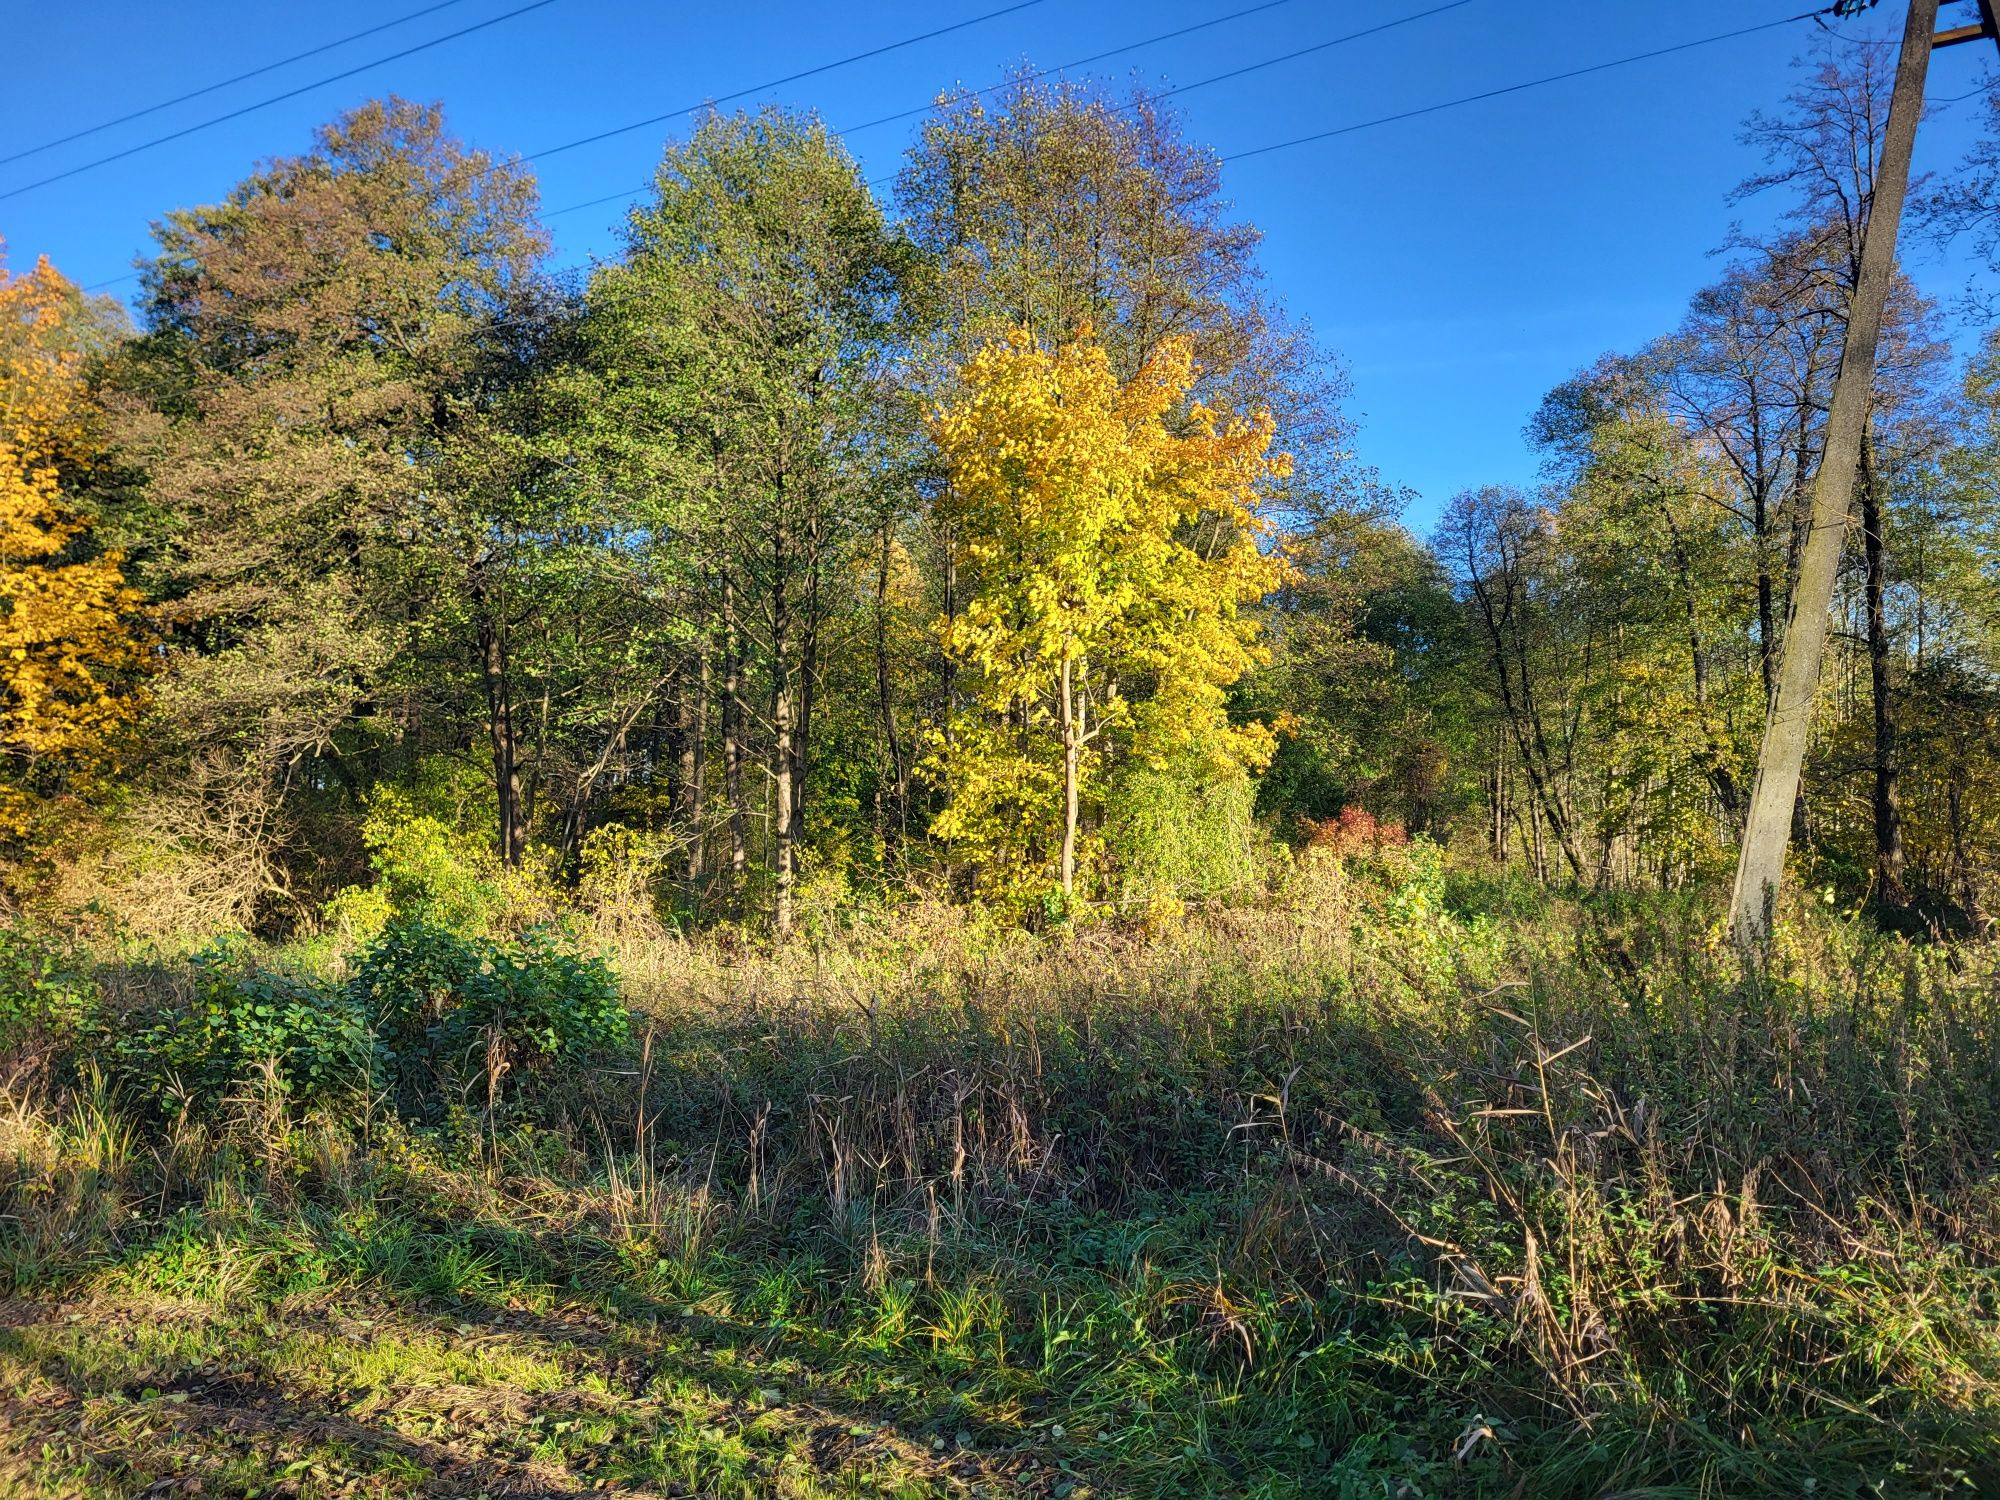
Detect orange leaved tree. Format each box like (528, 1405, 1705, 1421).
(0, 245, 147, 842)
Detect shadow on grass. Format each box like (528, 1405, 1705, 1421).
(0, 1272, 1046, 1499)
(1, 1327, 617, 1497)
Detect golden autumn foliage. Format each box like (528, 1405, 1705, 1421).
(927, 326, 1290, 908)
(0, 245, 148, 840)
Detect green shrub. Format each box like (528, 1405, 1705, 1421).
(103, 922, 628, 1122)
(112, 937, 369, 1109)
(322, 787, 509, 943)
(0, 922, 97, 1053)
(351, 920, 628, 1118)
(1103, 760, 1263, 908)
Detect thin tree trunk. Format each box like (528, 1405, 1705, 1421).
(1511, 590, 1586, 880)
(1755, 487, 1779, 706)
(791, 614, 815, 883)
(1662, 513, 1742, 816)
(723, 580, 747, 912)
(685, 635, 711, 891)
(772, 595, 795, 940)
(1947, 750, 1982, 929)
(1057, 654, 1081, 901)
(940, 542, 959, 735)
(675, 667, 698, 826)
(475, 599, 526, 867)
(874, 524, 908, 848)
(1468, 563, 1585, 881)
(1858, 428, 1906, 904)
(1490, 733, 1507, 865)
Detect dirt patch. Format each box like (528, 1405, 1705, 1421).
(118, 1391, 627, 1498)
(120, 1369, 284, 1408)
(5, 1293, 1051, 1497)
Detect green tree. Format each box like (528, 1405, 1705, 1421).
(581, 107, 910, 935)
(1253, 500, 1478, 842)
(109, 98, 552, 910)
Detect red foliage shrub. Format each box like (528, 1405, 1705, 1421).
(1299, 805, 1408, 858)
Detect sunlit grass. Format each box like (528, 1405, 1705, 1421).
(4, 868, 2000, 1496)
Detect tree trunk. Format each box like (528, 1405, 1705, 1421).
(1858, 428, 1906, 905)
(1729, 0, 1935, 949)
(772, 595, 796, 941)
(1467, 561, 1585, 882)
(475, 600, 527, 867)
(1754, 488, 1779, 706)
(675, 665, 698, 826)
(939, 543, 959, 737)
(874, 525, 908, 849)
(723, 580, 747, 912)
(791, 613, 815, 888)
(1947, 749, 1982, 930)
(685, 636, 711, 891)
(1057, 654, 1081, 901)
(1663, 514, 1741, 816)
(1491, 733, 1508, 865)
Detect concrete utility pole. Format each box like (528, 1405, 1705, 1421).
(1726, 0, 1960, 951)
(1727, 0, 1998, 950)
(1933, 0, 2000, 48)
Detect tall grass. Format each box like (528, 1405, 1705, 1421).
(4, 849, 1999, 1495)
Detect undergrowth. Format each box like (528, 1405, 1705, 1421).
(3, 851, 1998, 1497)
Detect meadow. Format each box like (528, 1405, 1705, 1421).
(4, 8, 1999, 1497)
(4, 845, 1997, 1498)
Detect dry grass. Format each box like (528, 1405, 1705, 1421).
(3, 854, 2000, 1495)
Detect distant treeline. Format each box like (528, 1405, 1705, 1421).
(2, 57, 1997, 938)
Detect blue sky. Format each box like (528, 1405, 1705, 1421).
(2, 0, 1992, 528)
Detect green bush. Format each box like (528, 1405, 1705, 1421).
(351, 920, 628, 1118)
(99, 923, 629, 1121)
(0, 922, 97, 1053)
(1103, 760, 1263, 907)
(322, 787, 509, 943)
(112, 937, 370, 1109)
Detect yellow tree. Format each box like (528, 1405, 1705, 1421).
(0, 246, 147, 841)
(928, 327, 1288, 909)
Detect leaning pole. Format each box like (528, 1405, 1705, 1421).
(1726, 0, 1940, 951)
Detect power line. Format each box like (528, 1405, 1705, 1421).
(546, 186, 648, 221)
(835, 0, 1303, 137)
(547, 0, 1472, 220)
(543, 0, 1315, 221)
(1156, 0, 1474, 107)
(1220, 10, 1823, 165)
(855, 0, 1475, 190)
(0, 0, 563, 202)
(77, 3, 1841, 287)
(0, 0, 476, 168)
(525, 0, 1053, 162)
(68, 0, 1062, 287)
